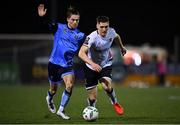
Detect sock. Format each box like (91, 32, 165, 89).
(87, 98, 96, 107)
(106, 88, 118, 104)
(59, 89, 71, 112)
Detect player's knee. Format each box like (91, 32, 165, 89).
(102, 84, 108, 90)
(66, 84, 73, 92)
(89, 96, 96, 100)
(102, 82, 111, 91)
(89, 92, 97, 100)
(50, 90, 56, 95)
(50, 88, 57, 94)
(105, 87, 113, 94)
(50, 84, 58, 92)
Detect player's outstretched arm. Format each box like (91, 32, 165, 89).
(38, 4, 47, 17)
(114, 34, 127, 56)
(37, 3, 58, 34)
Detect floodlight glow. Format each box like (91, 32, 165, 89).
(132, 53, 141, 66)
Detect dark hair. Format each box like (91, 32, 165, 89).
(96, 16, 109, 23)
(67, 6, 80, 18)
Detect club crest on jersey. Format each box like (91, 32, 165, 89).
(63, 29, 68, 34)
(74, 35, 78, 40)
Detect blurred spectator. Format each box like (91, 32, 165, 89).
(156, 55, 167, 86)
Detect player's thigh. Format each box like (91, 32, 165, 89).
(99, 66, 112, 89)
(50, 84, 58, 91)
(100, 66, 112, 78)
(63, 74, 75, 86)
(62, 74, 75, 92)
(84, 65, 99, 90)
(60, 66, 75, 87)
(100, 77, 112, 90)
(88, 87, 97, 98)
(48, 62, 63, 84)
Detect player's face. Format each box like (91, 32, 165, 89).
(67, 14, 80, 29)
(97, 22, 109, 37)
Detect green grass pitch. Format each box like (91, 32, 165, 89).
(0, 84, 180, 124)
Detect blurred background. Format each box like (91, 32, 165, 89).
(0, 0, 180, 87)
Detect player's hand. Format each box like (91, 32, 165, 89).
(38, 4, 47, 17)
(121, 46, 127, 56)
(91, 63, 102, 72)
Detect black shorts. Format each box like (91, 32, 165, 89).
(48, 62, 74, 84)
(84, 65, 112, 90)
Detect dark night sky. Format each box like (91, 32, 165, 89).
(0, 0, 179, 53)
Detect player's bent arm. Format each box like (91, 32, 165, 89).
(114, 34, 127, 56)
(114, 34, 124, 50)
(78, 45, 94, 66)
(78, 45, 102, 72)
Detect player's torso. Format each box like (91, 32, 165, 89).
(88, 29, 116, 68)
(91, 34, 113, 51)
(55, 23, 84, 51)
(50, 23, 84, 67)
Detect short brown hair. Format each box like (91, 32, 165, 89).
(96, 16, 109, 23)
(67, 6, 80, 18)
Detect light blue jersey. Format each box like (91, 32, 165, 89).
(49, 23, 85, 68)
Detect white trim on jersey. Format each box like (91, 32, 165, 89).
(86, 85, 97, 90)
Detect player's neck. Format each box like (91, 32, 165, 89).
(67, 24, 75, 30)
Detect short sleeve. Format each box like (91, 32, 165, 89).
(108, 28, 117, 38)
(83, 34, 95, 48)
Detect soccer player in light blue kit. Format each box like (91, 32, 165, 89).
(38, 4, 85, 119)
